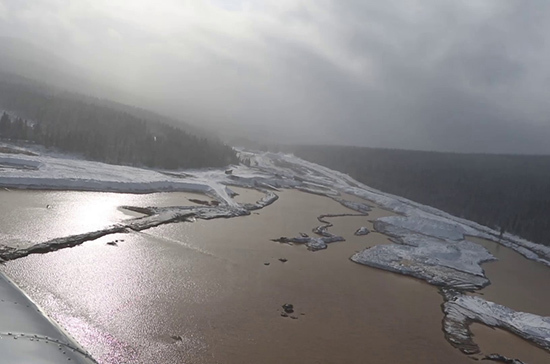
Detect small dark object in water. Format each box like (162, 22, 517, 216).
(170, 335, 183, 342)
(278, 258, 288, 263)
(264, 262, 270, 266)
(272, 237, 290, 243)
(189, 198, 211, 206)
(290, 316, 298, 320)
(299, 232, 309, 238)
(282, 303, 294, 313)
(280, 312, 288, 318)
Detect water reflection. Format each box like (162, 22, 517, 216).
(0, 190, 209, 248)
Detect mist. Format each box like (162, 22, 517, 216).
(1, 0, 550, 154)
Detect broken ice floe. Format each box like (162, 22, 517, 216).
(270, 212, 365, 251)
(442, 289, 550, 355)
(483, 354, 527, 364)
(351, 235, 495, 290)
(351, 213, 496, 290)
(354, 227, 370, 236)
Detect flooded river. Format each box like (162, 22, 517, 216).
(0, 189, 548, 363)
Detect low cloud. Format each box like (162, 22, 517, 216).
(1, 0, 549, 153)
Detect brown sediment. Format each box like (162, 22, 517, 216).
(471, 323, 549, 364)
(2, 189, 471, 364)
(469, 236, 550, 317)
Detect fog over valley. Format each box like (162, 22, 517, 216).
(1, 0, 550, 153)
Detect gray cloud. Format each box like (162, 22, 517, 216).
(0, 0, 549, 153)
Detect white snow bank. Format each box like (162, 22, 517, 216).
(443, 291, 550, 354)
(351, 235, 495, 290)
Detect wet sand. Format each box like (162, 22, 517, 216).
(1, 189, 548, 363)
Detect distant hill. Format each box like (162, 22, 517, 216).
(1, 37, 217, 135)
(0, 74, 237, 169)
(291, 145, 550, 247)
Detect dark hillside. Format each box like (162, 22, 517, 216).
(0, 77, 237, 169)
(292, 145, 550, 246)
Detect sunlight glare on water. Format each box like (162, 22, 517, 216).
(0, 190, 208, 248)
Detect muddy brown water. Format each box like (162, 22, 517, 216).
(471, 236, 550, 317)
(466, 236, 550, 363)
(471, 324, 549, 364)
(0, 189, 548, 363)
(0, 190, 214, 245)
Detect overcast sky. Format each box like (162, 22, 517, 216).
(1, 0, 550, 153)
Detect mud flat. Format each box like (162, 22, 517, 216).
(2, 189, 470, 364)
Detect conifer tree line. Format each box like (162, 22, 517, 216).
(0, 81, 237, 169)
(292, 145, 550, 247)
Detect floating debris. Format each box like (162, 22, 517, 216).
(354, 227, 370, 236)
(282, 303, 294, 314)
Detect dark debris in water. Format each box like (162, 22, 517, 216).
(170, 335, 183, 342)
(282, 303, 294, 314)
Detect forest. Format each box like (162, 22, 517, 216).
(291, 145, 550, 247)
(0, 79, 237, 169)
